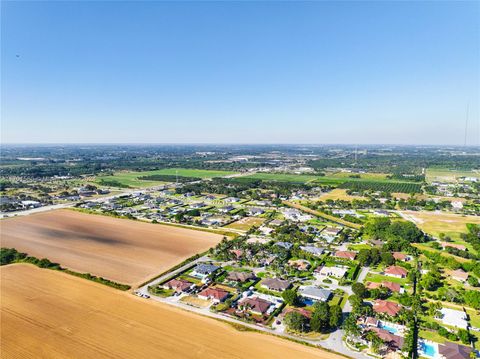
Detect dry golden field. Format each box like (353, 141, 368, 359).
(1, 264, 341, 359)
(0, 210, 223, 286)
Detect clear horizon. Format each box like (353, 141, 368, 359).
(2, 1, 479, 145)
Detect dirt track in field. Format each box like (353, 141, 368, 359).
(0, 210, 223, 286)
(1, 264, 343, 359)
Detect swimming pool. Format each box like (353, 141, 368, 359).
(380, 324, 398, 334)
(420, 341, 439, 358)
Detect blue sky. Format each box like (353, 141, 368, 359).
(2, 1, 479, 145)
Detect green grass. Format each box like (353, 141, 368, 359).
(95, 168, 237, 188)
(426, 167, 479, 183)
(364, 273, 408, 285)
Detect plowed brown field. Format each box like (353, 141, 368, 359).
(1, 264, 342, 359)
(0, 210, 223, 286)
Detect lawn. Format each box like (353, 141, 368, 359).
(317, 189, 367, 202)
(95, 168, 237, 188)
(364, 273, 408, 285)
(179, 295, 212, 308)
(225, 217, 266, 231)
(400, 210, 480, 243)
(426, 167, 479, 183)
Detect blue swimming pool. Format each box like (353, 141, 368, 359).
(420, 342, 438, 358)
(380, 324, 398, 334)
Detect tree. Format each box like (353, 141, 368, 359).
(284, 311, 308, 332)
(342, 314, 361, 339)
(357, 249, 371, 266)
(468, 276, 479, 287)
(311, 301, 330, 332)
(352, 283, 368, 298)
(380, 251, 395, 265)
(329, 305, 343, 328)
(282, 289, 298, 306)
(365, 331, 383, 354)
(457, 329, 471, 345)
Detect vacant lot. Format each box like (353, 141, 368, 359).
(426, 167, 479, 183)
(225, 217, 266, 231)
(400, 210, 480, 244)
(96, 168, 236, 187)
(318, 189, 367, 202)
(1, 264, 339, 359)
(0, 210, 223, 286)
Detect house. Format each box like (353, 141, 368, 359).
(260, 278, 291, 292)
(163, 278, 195, 293)
(300, 246, 324, 256)
(299, 286, 332, 302)
(373, 300, 402, 316)
(191, 264, 220, 279)
(288, 259, 311, 271)
(282, 209, 312, 222)
(224, 197, 240, 203)
(384, 266, 408, 278)
(450, 269, 469, 282)
(269, 219, 284, 226)
(366, 282, 382, 290)
(190, 202, 206, 209)
(370, 239, 384, 247)
(441, 242, 467, 251)
(218, 205, 235, 213)
(316, 266, 348, 278)
(230, 249, 244, 259)
(227, 271, 255, 283)
(247, 207, 264, 216)
(238, 297, 273, 315)
(438, 342, 472, 359)
(439, 308, 469, 329)
(198, 287, 229, 303)
(364, 317, 380, 327)
(373, 210, 390, 217)
(282, 307, 312, 320)
(382, 281, 402, 293)
(275, 241, 293, 250)
(367, 327, 404, 351)
(321, 227, 343, 242)
(392, 252, 409, 262)
(334, 251, 357, 261)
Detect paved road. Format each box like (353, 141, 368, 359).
(356, 266, 369, 284)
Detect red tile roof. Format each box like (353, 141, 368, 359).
(239, 297, 272, 314)
(382, 281, 401, 293)
(198, 287, 229, 301)
(392, 252, 407, 261)
(164, 279, 194, 292)
(385, 266, 408, 277)
(334, 251, 357, 260)
(373, 300, 402, 316)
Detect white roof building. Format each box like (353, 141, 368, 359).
(439, 308, 469, 329)
(316, 266, 348, 278)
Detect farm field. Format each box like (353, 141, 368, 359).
(426, 167, 479, 183)
(0, 264, 339, 359)
(96, 168, 237, 187)
(399, 210, 480, 243)
(317, 188, 367, 202)
(225, 217, 266, 231)
(0, 210, 223, 286)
